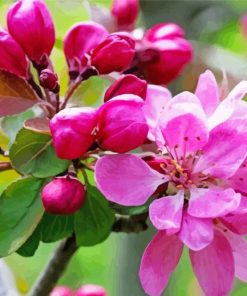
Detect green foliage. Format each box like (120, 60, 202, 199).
(0, 177, 44, 257)
(16, 227, 41, 257)
(10, 128, 69, 178)
(74, 185, 115, 246)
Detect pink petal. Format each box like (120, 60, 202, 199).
(221, 213, 247, 235)
(188, 188, 240, 218)
(178, 211, 213, 251)
(225, 80, 247, 102)
(190, 230, 235, 296)
(229, 158, 247, 194)
(194, 118, 247, 178)
(95, 154, 167, 206)
(139, 231, 183, 296)
(221, 229, 247, 283)
(195, 70, 219, 116)
(149, 191, 184, 232)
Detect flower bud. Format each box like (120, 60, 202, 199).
(0, 28, 29, 78)
(7, 0, 55, 65)
(39, 69, 59, 92)
(41, 177, 85, 215)
(96, 94, 148, 153)
(64, 22, 108, 74)
(111, 0, 139, 31)
(50, 107, 97, 160)
(91, 33, 135, 74)
(104, 74, 147, 102)
(50, 286, 74, 296)
(75, 285, 107, 296)
(137, 23, 192, 85)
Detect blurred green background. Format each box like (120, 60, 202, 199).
(1, 0, 247, 295)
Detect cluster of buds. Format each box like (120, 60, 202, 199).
(50, 284, 107, 296)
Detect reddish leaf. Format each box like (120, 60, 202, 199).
(24, 118, 51, 135)
(0, 70, 38, 117)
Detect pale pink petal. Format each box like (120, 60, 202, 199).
(195, 70, 219, 116)
(229, 158, 247, 194)
(194, 118, 247, 178)
(139, 231, 183, 296)
(225, 80, 247, 102)
(178, 211, 213, 251)
(149, 191, 184, 232)
(223, 230, 247, 283)
(95, 154, 167, 206)
(221, 213, 247, 235)
(188, 188, 240, 218)
(190, 230, 234, 296)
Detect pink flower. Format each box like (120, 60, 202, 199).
(64, 22, 108, 74)
(75, 284, 107, 296)
(7, 0, 55, 65)
(95, 71, 247, 295)
(50, 107, 97, 160)
(50, 286, 74, 296)
(91, 33, 135, 74)
(111, 0, 139, 31)
(134, 23, 193, 85)
(0, 28, 29, 78)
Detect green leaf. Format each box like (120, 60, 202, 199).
(0, 177, 45, 257)
(74, 185, 115, 246)
(9, 128, 69, 178)
(39, 212, 74, 243)
(111, 198, 154, 216)
(16, 227, 41, 257)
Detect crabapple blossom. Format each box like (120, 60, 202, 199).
(75, 284, 107, 296)
(7, 0, 55, 65)
(41, 177, 85, 215)
(50, 286, 74, 296)
(0, 28, 29, 78)
(39, 69, 59, 92)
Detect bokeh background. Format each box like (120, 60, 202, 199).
(1, 0, 247, 295)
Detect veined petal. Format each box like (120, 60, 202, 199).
(178, 211, 213, 251)
(195, 70, 219, 116)
(139, 231, 183, 296)
(221, 213, 247, 235)
(95, 154, 167, 206)
(188, 188, 240, 218)
(190, 230, 234, 296)
(149, 191, 184, 232)
(229, 158, 247, 194)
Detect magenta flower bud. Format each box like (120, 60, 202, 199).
(50, 286, 74, 296)
(50, 107, 97, 160)
(96, 95, 148, 153)
(64, 22, 108, 73)
(75, 285, 107, 296)
(0, 28, 29, 78)
(7, 0, 55, 64)
(91, 33, 135, 74)
(41, 177, 85, 215)
(39, 69, 59, 91)
(111, 0, 139, 31)
(104, 74, 147, 102)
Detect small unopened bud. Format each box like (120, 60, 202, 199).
(39, 69, 59, 92)
(75, 285, 108, 296)
(50, 286, 74, 296)
(41, 177, 86, 215)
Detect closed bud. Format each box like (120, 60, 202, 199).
(104, 74, 147, 102)
(111, 0, 139, 31)
(91, 33, 135, 74)
(64, 22, 108, 74)
(7, 0, 55, 65)
(39, 69, 59, 92)
(41, 177, 85, 215)
(75, 285, 107, 296)
(0, 28, 29, 78)
(96, 94, 148, 153)
(50, 107, 97, 160)
(50, 286, 74, 296)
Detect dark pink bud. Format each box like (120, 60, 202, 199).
(91, 33, 135, 74)
(41, 177, 85, 215)
(104, 74, 147, 102)
(0, 28, 29, 78)
(111, 0, 139, 31)
(97, 95, 148, 153)
(50, 107, 97, 160)
(64, 22, 108, 73)
(39, 69, 59, 91)
(138, 23, 192, 85)
(75, 285, 107, 296)
(7, 0, 55, 64)
(50, 286, 74, 296)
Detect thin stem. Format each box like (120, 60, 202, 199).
(61, 78, 82, 109)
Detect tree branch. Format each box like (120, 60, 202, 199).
(113, 213, 149, 233)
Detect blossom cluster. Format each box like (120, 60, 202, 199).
(1, 0, 247, 296)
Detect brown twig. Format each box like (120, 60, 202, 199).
(0, 162, 12, 171)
